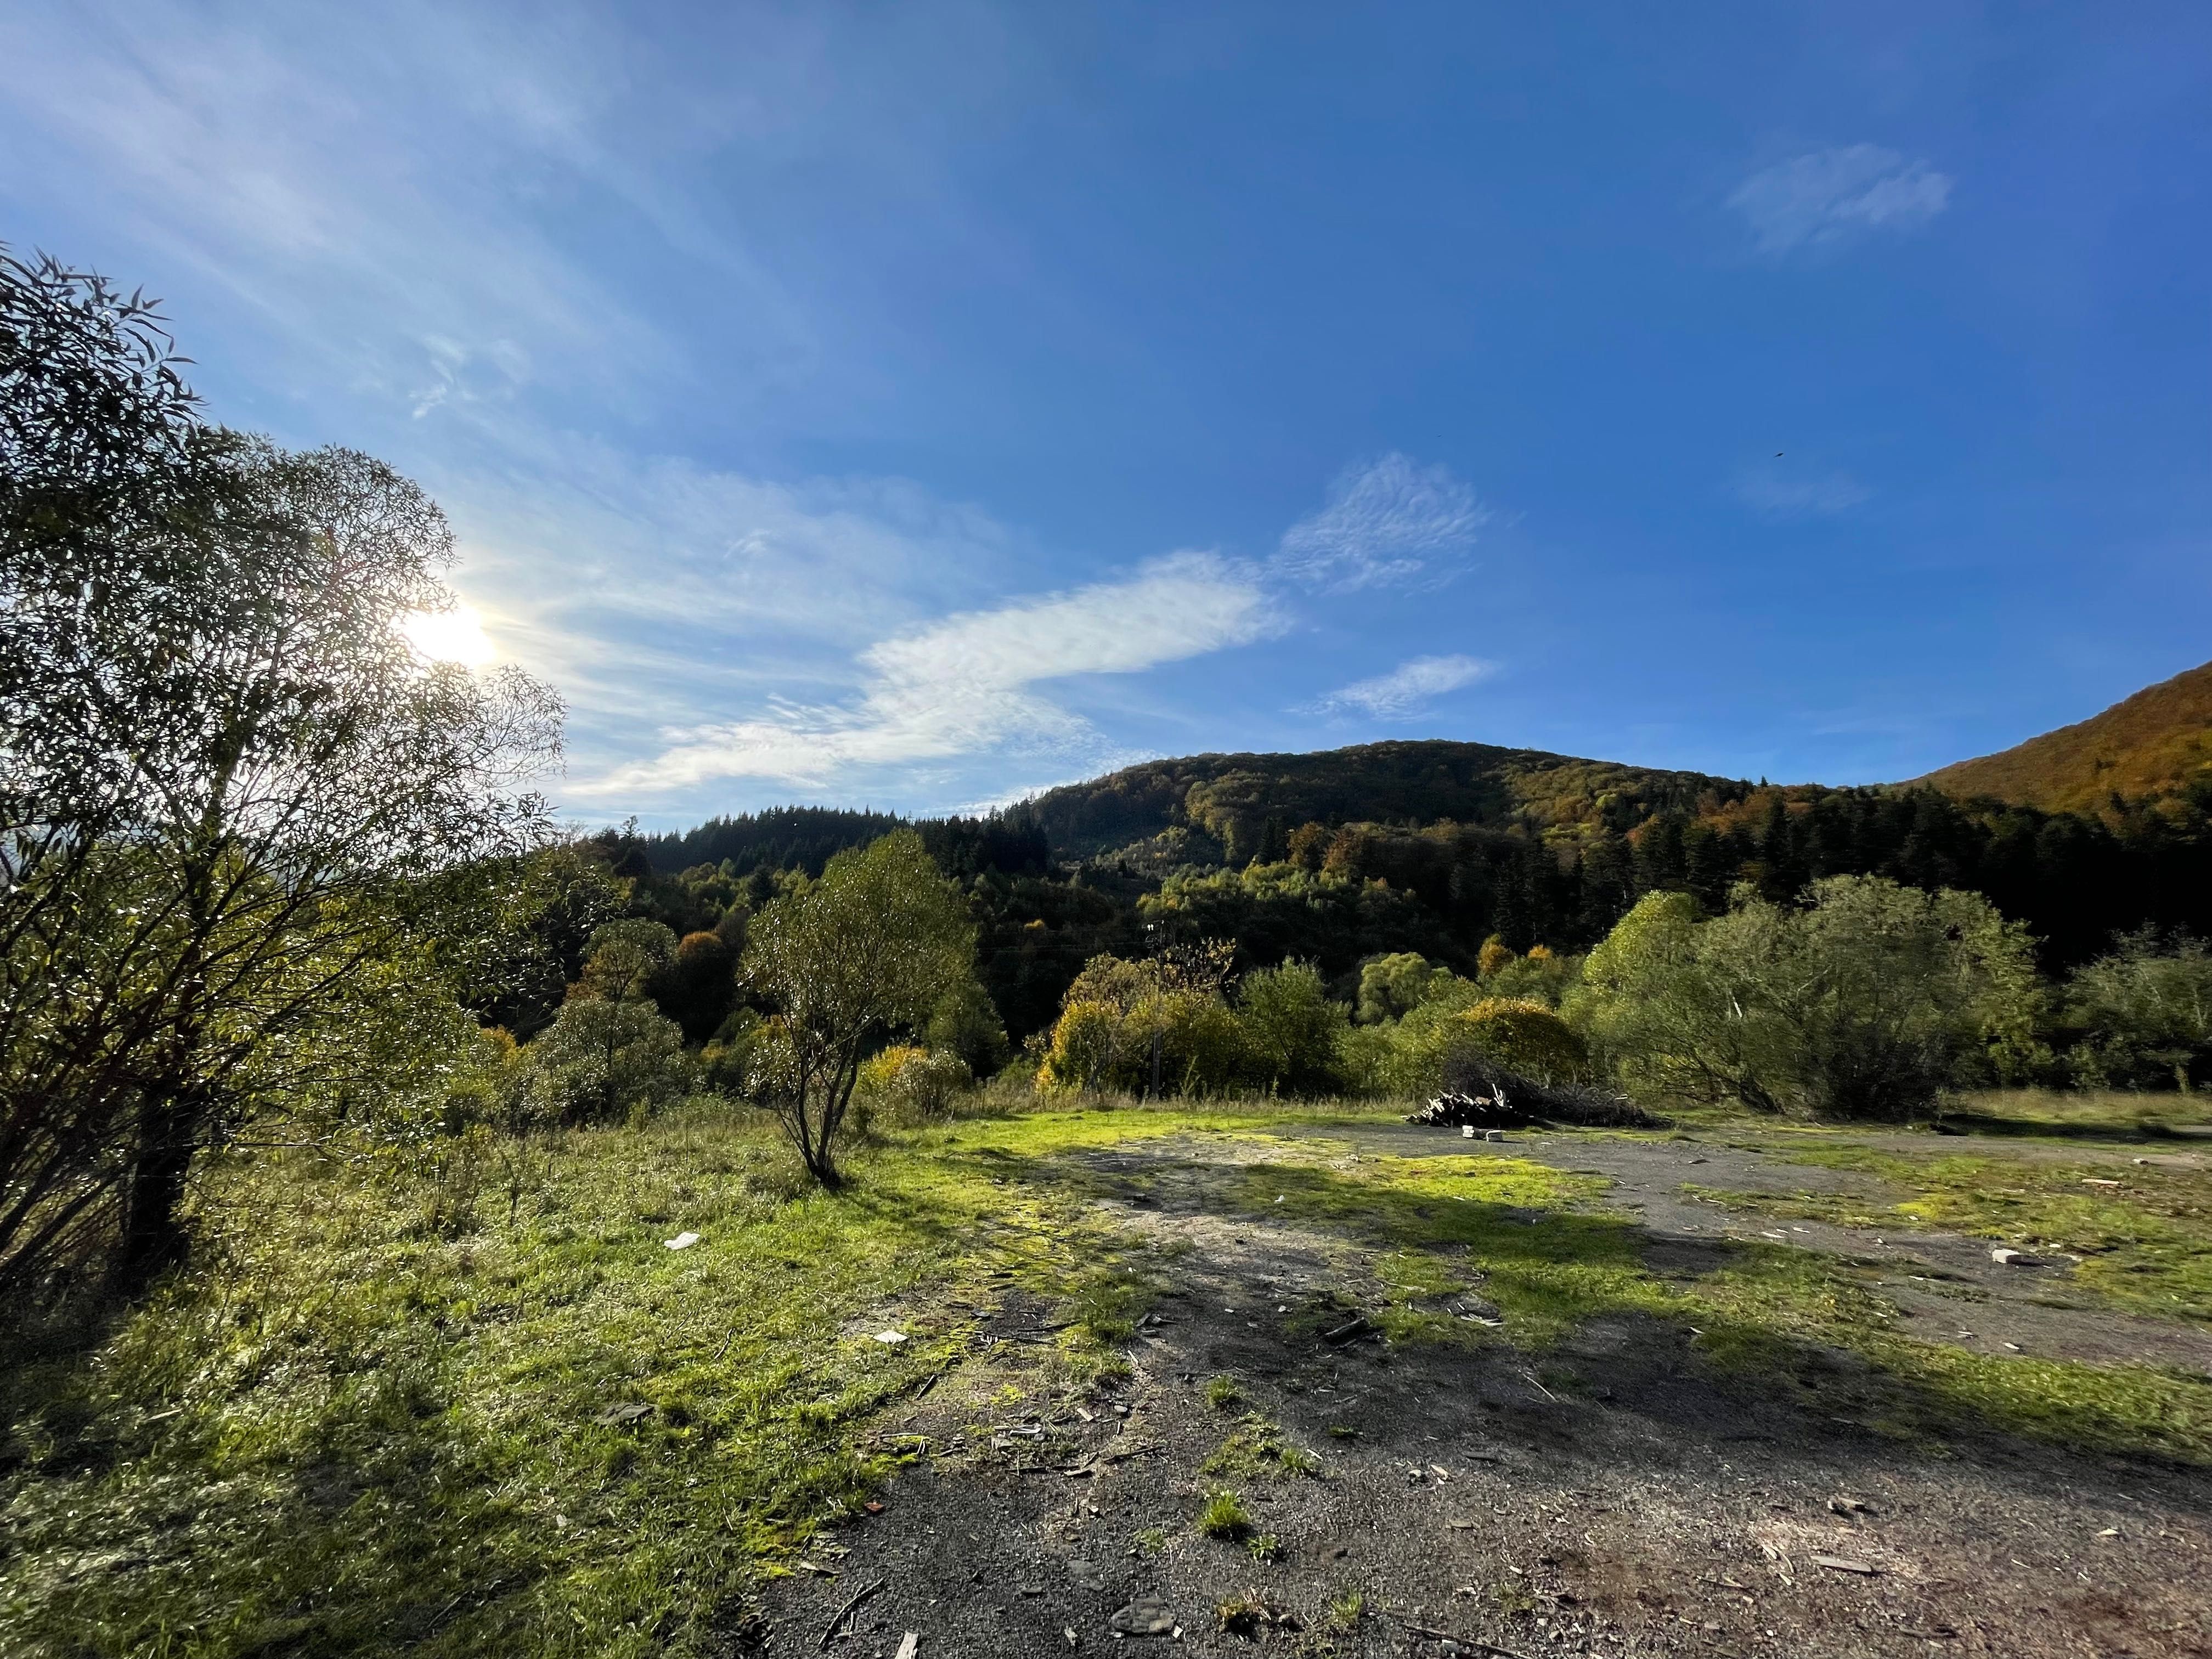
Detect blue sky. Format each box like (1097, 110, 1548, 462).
(4, 3, 2208, 826)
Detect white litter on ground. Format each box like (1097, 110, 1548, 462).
(663, 1232, 700, 1251)
(873, 1329, 909, 1345)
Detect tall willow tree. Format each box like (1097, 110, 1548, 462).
(1, 250, 560, 1297)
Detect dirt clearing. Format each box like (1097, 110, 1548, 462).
(755, 1122, 2212, 1659)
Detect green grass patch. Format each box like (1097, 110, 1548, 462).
(1196, 1488, 1254, 1539)
(1701, 1142, 2212, 1323)
(0, 1108, 1158, 1659)
(7, 1097, 2211, 1659)
(1200, 1412, 1322, 1480)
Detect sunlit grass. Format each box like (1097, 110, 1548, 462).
(1695, 1142, 2212, 1322)
(7, 1093, 2212, 1659)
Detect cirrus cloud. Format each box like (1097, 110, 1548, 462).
(1314, 653, 1494, 719)
(1273, 453, 1487, 591)
(1729, 145, 1951, 255)
(573, 553, 1280, 799)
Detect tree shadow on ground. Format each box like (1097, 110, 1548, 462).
(997, 1139, 2212, 1489)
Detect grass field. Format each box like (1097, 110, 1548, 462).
(4, 1090, 2209, 1658)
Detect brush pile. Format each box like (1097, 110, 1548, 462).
(1406, 1052, 1661, 1130)
(1406, 1090, 1530, 1130)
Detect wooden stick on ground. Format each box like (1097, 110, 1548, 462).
(817, 1578, 888, 1650)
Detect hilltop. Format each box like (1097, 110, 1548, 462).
(1026, 739, 1749, 866)
(1917, 658, 2212, 814)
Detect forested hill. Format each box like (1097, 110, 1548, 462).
(1916, 658, 2212, 814)
(1025, 740, 1746, 864)
(627, 725, 2211, 1047)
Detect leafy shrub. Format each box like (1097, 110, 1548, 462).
(1039, 999, 1125, 1091)
(1235, 960, 1347, 1094)
(523, 997, 695, 1125)
(854, 1045, 972, 1125)
(1452, 997, 1588, 1083)
(1039, 991, 1252, 1097)
(1570, 877, 2042, 1120)
(2066, 930, 2212, 1091)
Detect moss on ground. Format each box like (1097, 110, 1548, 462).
(1692, 1141, 2212, 1322)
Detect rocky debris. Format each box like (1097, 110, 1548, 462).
(1108, 1596, 1177, 1637)
(1990, 1248, 2044, 1267)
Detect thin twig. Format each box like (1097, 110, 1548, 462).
(819, 1578, 887, 1650)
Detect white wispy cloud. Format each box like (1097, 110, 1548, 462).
(1734, 469, 1872, 518)
(1314, 654, 1493, 719)
(1729, 145, 1952, 254)
(0, 8, 1503, 815)
(1274, 454, 1487, 591)
(572, 554, 1279, 799)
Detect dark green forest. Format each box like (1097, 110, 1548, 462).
(628, 744, 2212, 1049)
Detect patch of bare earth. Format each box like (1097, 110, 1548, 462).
(747, 1133, 2212, 1659)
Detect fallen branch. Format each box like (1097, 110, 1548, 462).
(819, 1578, 888, 1650)
(1394, 1616, 1528, 1659)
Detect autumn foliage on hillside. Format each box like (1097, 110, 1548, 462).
(1917, 658, 2212, 815)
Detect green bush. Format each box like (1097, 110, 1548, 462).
(855, 1045, 972, 1124)
(1453, 997, 1588, 1084)
(1235, 960, 1348, 1094)
(523, 996, 695, 1125)
(1039, 990, 1252, 1097)
(1569, 877, 2042, 1119)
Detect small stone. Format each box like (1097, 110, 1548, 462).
(1109, 1598, 1177, 1638)
(1990, 1248, 2041, 1267)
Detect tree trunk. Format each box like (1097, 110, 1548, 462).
(113, 1086, 204, 1291)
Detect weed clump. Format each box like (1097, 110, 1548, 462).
(1325, 1589, 1365, 1632)
(1197, 1489, 1253, 1539)
(1202, 1412, 1321, 1480)
(1203, 1373, 1243, 1411)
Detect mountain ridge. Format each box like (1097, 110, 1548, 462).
(1915, 658, 2212, 814)
(1025, 738, 1751, 866)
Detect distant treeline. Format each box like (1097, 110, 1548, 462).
(640, 805, 1050, 883)
(1289, 781, 2212, 973)
(621, 776, 2211, 1047)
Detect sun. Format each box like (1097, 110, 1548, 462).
(399, 604, 496, 668)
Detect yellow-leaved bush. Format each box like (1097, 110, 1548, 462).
(1451, 997, 1588, 1084)
(1038, 991, 1252, 1097)
(854, 1044, 972, 1125)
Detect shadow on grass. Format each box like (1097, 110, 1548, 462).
(0, 1137, 1140, 1659)
(989, 1138, 2212, 1481)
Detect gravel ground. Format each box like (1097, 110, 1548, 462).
(749, 1128, 2212, 1659)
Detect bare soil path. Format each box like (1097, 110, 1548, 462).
(752, 1126, 2212, 1659)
